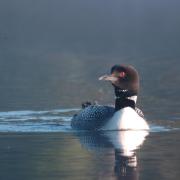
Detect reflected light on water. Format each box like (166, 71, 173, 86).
(74, 130, 149, 179)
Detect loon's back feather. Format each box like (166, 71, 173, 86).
(71, 105, 115, 130)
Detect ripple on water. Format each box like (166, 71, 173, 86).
(0, 108, 80, 133)
(0, 109, 179, 133)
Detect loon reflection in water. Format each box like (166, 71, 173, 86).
(71, 65, 149, 130)
(74, 130, 149, 180)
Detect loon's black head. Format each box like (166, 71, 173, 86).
(99, 65, 139, 110)
(99, 65, 139, 95)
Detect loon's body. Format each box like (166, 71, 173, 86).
(71, 105, 114, 130)
(71, 105, 149, 130)
(71, 65, 149, 131)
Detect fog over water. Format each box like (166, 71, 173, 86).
(0, 0, 179, 124)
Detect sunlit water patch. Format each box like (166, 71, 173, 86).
(150, 125, 171, 132)
(149, 118, 180, 132)
(0, 108, 80, 132)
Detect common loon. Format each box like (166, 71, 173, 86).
(71, 65, 149, 130)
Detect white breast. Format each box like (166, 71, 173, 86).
(101, 107, 149, 130)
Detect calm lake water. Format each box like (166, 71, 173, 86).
(0, 0, 180, 179)
(0, 109, 179, 180)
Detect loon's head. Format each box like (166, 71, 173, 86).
(99, 65, 139, 109)
(99, 65, 139, 94)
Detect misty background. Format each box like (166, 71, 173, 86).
(0, 0, 180, 120)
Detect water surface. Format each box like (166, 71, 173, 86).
(0, 109, 179, 180)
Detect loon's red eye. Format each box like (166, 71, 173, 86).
(119, 72, 126, 78)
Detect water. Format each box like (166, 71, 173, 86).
(0, 109, 179, 180)
(0, 108, 78, 132)
(1, 0, 180, 179)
